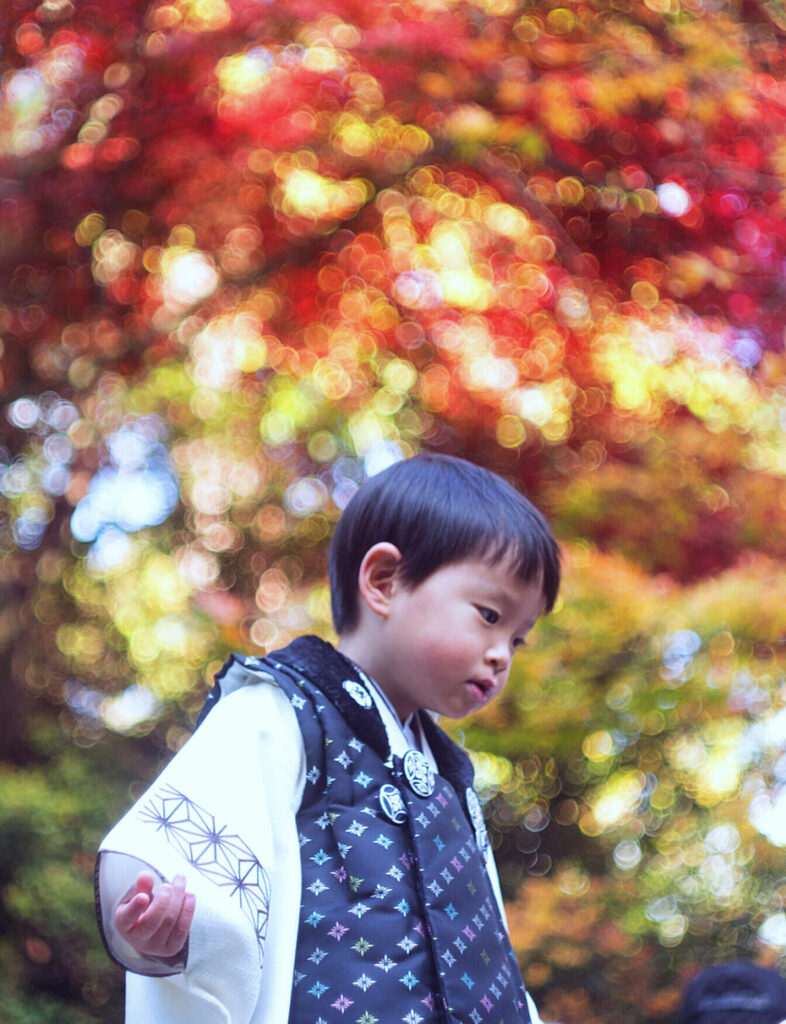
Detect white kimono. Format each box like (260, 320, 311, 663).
(96, 667, 544, 1024)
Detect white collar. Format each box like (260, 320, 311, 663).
(351, 666, 438, 770)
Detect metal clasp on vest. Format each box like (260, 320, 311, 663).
(403, 749, 435, 798)
(379, 783, 408, 824)
(342, 679, 373, 708)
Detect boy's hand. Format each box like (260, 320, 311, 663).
(114, 871, 196, 959)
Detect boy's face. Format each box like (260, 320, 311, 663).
(372, 557, 545, 721)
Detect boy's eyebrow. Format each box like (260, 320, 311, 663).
(475, 580, 542, 623)
(482, 583, 519, 608)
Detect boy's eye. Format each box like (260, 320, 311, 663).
(477, 606, 499, 624)
(513, 637, 528, 651)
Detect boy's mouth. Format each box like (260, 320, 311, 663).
(468, 679, 494, 702)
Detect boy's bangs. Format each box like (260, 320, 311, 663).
(475, 535, 547, 587)
(403, 509, 558, 613)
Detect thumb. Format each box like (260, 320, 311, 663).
(114, 889, 151, 931)
(134, 872, 156, 899)
(119, 871, 155, 907)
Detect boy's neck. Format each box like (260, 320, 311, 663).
(337, 632, 418, 722)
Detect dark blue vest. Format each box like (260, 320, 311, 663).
(210, 637, 532, 1024)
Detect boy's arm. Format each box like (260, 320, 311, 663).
(96, 672, 306, 1021)
(114, 871, 195, 963)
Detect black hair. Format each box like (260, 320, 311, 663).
(680, 961, 786, 1024)
(329, 452, 561, 634)
(685, 1015, 785, 1024)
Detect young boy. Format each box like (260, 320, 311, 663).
(96, 452, 560, 1024)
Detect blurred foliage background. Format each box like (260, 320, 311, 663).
(2, 0, 786, 1020)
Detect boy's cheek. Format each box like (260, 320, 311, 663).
(425, 648, 467, 680)
(420, 637, 453, 661)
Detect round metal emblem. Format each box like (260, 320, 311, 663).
(379, 783, 408, 825)
(342, 679, 373, 708)
(403, 749, 435, 798)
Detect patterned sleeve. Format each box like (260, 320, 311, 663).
(96, 676, 306, 1024)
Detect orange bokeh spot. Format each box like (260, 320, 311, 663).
(16, 23, 44, 55)
(61, 143, 94, 170)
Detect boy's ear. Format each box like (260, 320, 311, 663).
(357, 543, 402, 619)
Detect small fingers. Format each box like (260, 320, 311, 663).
(132, 876, 195, 956)
(114, 891, 151, 938)
(131, 880, 177, 939)
(135, 872, 156, 898)
(164, 890, 196, 955)
(119, 871, 155, 904)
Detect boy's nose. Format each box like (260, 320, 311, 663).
(484, 641, 510, 674)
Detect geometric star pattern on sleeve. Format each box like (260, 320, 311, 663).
(139, 783, 271, 964)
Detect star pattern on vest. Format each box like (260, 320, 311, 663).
(292, 754, 529, 1022)
(139, 784, 271, 962)
(263, 659, 532, 1024)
